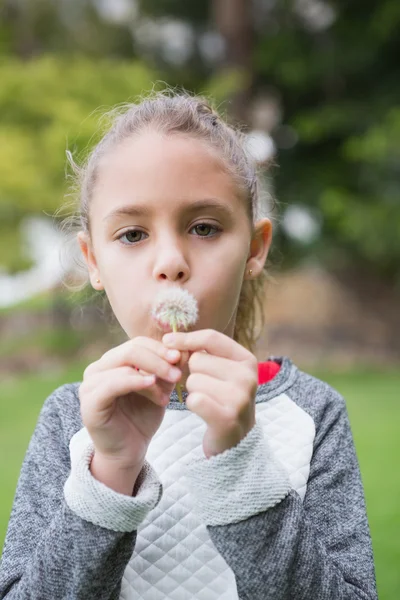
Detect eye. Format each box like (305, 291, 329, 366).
(190, 223, 222, 238)
(118, 229, 148, 245)
(116, 222, 222, 245)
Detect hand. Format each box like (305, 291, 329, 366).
(163, 329, 258, 459)
(79, 336, 189, 470)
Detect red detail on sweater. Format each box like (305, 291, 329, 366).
(257, 361, 281, 385)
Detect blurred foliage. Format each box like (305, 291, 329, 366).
(0, 0, 136, 58)
(138, 0, 208, 23)
(0, 55, 156, 271)
(0, 326, 83, 359)
(0, 0, 399, 284)
(263, 0, 400, 283)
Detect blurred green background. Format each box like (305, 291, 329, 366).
(0, 1, 399, 597)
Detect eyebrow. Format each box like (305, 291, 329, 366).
(103, 198, 235, 222)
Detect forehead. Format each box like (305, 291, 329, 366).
(90, 130, 247, 222)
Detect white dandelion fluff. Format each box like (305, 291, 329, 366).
(151, 287, 199, 403)
(151, 287, 199, 332)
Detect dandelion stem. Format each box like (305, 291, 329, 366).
(172, 320, 183, 403)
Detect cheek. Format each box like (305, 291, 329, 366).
(99, 244, 146, 285)
(203, 252, 246, 313)
(220, 238, 249, 281)
(199, 234, 248, 291)
(207, 229, 249, 268)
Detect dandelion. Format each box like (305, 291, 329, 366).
(151, 287, 199, 402)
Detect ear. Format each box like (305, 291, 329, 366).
(245, 218, 273, 279)
(77, 231, 103, 290)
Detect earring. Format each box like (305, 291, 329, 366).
(248, 269, 253, 276)
(95, 278, 100, 284)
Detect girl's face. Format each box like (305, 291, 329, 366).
(78, 130, 271, 342)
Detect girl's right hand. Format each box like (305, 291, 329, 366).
(79, 336, 187, 471)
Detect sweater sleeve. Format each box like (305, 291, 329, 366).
(183, 389, 378, 600)
(0, 384, 162, 600)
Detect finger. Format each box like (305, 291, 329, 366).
(81, 365, 143, 394)
(185, 392, 234, 428)
(85, 337, 180, 376)
(163, 329, 251, 362)
(85, 338, 182, 384)
(82, 364, 176, 406)
(185, 372, 233, 404)
(131, 336, 181, 363)
(80, 368, 168, 420)
(188, 351, 250, 382)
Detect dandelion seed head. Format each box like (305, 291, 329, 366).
(151, 287, 199, 331)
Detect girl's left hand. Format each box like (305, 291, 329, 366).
(162, 329, 258, 459)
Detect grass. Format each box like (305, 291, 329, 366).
(0, 363, 398, 598)
(311, 367, 400, 600)
(0, 362, 84, 544)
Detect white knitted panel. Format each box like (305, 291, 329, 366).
(120, 393, 315, 599)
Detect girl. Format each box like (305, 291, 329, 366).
(0, 91, 377, 599)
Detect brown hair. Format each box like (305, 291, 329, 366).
(59, 88, 275, 353)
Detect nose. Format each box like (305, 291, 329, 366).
(152, 235, 190, 283)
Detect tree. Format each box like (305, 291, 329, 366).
(1, 0, 400, 284)
(0, 56, 155, 271)
(130, 0, 400, 283)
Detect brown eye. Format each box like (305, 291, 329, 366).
(195, 224, 212, 236)
(191, 223, 221, 237)
(125, 230, 142, 242)
(119, 229, 147, 244)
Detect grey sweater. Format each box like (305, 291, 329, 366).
(0, 356, 377, 599)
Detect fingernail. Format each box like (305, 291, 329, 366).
(167, 349, 179, 360)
